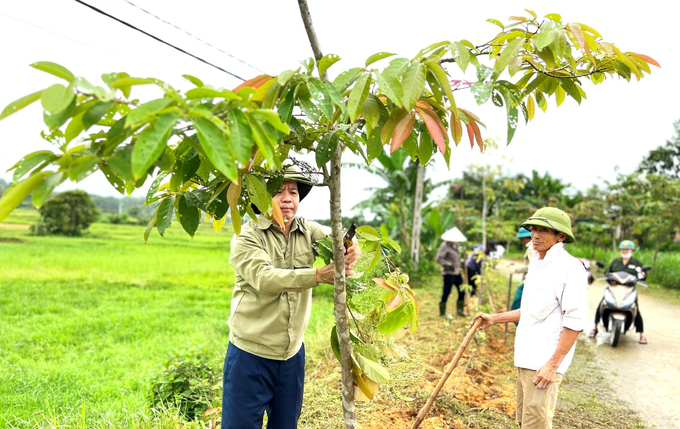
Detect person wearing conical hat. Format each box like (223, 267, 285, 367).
(471, 207, 588, 429)
(222, 165, 361, 429)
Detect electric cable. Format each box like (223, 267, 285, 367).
(73, 0, 245, 81)
(117, 0, 268, 74)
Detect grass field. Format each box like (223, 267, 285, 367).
(0, 209, 336, 428)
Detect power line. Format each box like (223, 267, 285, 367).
(73, 0, 245, 81)
(117, 0, 268, 75)
(0, 12, 117, 56)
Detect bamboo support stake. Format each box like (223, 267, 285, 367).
(411, 318, 482, 429)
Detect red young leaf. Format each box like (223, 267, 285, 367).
(466, 123, 475, 148)
(416, 105, 447, 154)
(372, 277, 398, 292)
(391, 112, 416, 153)
(469, 119, 484, 152)
(629, 53, 661, 68)
(386, 293, 403, 311)
(233, 74, 273, 91)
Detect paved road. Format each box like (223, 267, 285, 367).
(587, 281, 680, 429)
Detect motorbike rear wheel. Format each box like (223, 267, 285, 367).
(610, 318, 623, 347)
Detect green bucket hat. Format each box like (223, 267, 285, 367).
(251, 165, 319, 214)
(521, 207, 575, 243)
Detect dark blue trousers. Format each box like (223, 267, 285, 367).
(221, 342, 305, 429)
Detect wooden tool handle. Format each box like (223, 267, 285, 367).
(410, 318, 482, 429)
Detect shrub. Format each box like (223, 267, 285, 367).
(31, 190, 99, 236)
(147, 346, 222, 421)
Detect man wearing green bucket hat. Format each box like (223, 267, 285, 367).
(221, 164, 361, 429)
(472, 207, 588, 429)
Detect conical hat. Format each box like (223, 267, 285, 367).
(441, 227, 467, 243)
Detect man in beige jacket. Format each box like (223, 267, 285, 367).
(222, 168, 360, 429)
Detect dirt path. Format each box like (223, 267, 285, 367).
(587, 281, 680, 428)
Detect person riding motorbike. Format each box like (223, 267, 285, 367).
(589, 240, 648, 344)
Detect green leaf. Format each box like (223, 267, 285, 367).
(9, 150, 56, 181)
(378, 303, 412, 334)
(452, 42, 471, 73)
(126, 98, 173, 129)
(333, 67, 364, 93)
(366, 131, 383, 162)
(107, 145, 135, 182)
(278, 69, 296, 86)
(132, 113, 179, 179)
(318, 54, 341, 76)
(375, 72, 403, 107)
(0, 172, 49, 222)
(361, 95, 381, 129)
(185, 87, 239, 100)
(402, 132, 418, 161)
(356, 354, 390, 384)
(348, 73, 371, 123)
(146, 173, 168, 204)
(143, 214, 156, 243)
(30, 61, 75, 82)
(111, 77, 156, 89)
(244, 174, 270, 214)
(470, 65, 496, 105)
(156, 195, 175, 236)
(43, 98, 76, 129)
(496, 86, 519, 144)
(82, 101, 114, 131)
(298, 96, 321, 122)
(486, 18, 504, 29)
(559, 78, 582, 104)
(401, 63, 427, 111)
(182, 150, 200, 183)
(383, 58, 410, 80)
(0, 90, 44, 121)
(424, 61, 456, 112)
(177, 194, 200, 237)
(365, 52, 396, 67)
(418, 131, 433, 166)
(278, 87, 296, 124)
(307, 79, 335, 119)
(41, 83, 75, 115)
(252, 109, 289, 134)
(536, 24, 557, 51)
(227, 110, 255, 165)
(64, 111, 85, 144)
(356, 225, 380, 241)
(316, 131, 338, 168)
(330, 325, 341, 362)
(496, 38, 524, 73)
(191, 117, 238, 182)
(182, 74, 204, 87)
(68, 154, 99, 181)
(381, 236, 402, 253)
(249, 118, 279, 169)
(31, 171, 65, 208)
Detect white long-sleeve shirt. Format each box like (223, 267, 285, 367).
(514, 242, 589, 374)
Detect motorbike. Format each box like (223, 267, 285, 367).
(577, 258, 595, 285)
(596, 266, 651, 347)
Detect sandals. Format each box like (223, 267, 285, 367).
(639, 336, 648, 345)
(588, 329, 598, 338)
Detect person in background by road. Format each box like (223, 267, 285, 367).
(589, 240, 648, 344)
(471, 207, 589, 429)
(465, 242, 493, 298)
(510, 226, 533, 312)
(222, 167, 361, 429)
(436, 240, 464, 318)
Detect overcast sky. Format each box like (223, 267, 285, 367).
(1, 0, 676, 220)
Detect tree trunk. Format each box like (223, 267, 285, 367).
(410, 163, 425, 267)
(296, 2, 355, 427)
(654, 239, 659, 269)
(480, 174, 487, 307)
(329, 144, 356, 429)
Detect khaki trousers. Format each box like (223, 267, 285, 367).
(516, 367, 563, 429)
